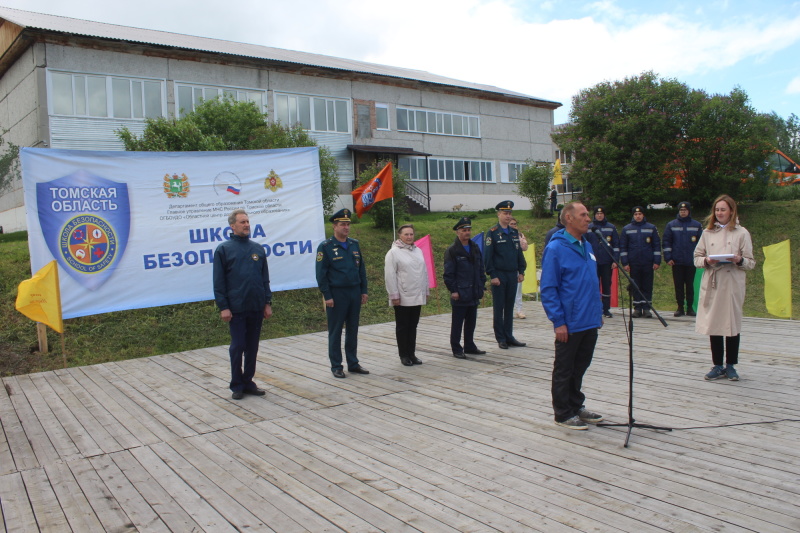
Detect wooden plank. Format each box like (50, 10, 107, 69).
(19, 467, 70, 532)
(66, 456, 136, 531)
(0, 472, 38, 533)
(2, 377, 57, 468)
(43, 460, 104, 532)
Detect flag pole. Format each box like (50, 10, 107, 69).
(391, 197, 396, 236)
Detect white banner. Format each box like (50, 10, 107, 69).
(21, 147, 325, 319)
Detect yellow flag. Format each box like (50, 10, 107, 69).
(16, 260, 64, 333)
(762, 240, 792, 319)
(553, 159, 563, 185)
(522, 243, 538, 293)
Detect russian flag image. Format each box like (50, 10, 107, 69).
(226, 185, 240, 195)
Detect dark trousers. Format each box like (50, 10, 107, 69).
(671, 264, 696, 310)
(326, 287, 362, 371)
(394, 305, 421, 359)
(228, 310, 264, 392)
(491, 270, 519, 343)
(711, 334, 740, 366)
(597, 263, 613, 312)
(629, 264, 654, 310)
(552, 328, 598, 422)
(450, 304, 478, 354)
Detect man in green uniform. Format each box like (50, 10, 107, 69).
(316, 209, 370, 378)
(484, 200, 527, 349)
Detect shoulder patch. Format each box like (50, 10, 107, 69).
(316, 251, 324, 262)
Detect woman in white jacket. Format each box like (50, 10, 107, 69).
(693, 194, 755, 382)
(385, 224, 429, 366)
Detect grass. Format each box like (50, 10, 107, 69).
(2, 200, 799, 376)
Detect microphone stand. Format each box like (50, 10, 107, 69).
(590, 229, 670, 447)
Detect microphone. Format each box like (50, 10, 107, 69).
(593, 229, 611, 248)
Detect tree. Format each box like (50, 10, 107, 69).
(515, 161, 552, 217)
(552, 72, 773, 211)
(764, 112, 800, 163)
(0, 134, 20, 194)
(355, 160, 408, 229)
(118, 98, 340, 214)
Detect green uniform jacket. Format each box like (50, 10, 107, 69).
(484, 224, 527, 278)
(315, 237, 368, 300)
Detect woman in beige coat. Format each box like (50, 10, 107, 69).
(693, 195, 755, 381)
(385, 224, 429, 366)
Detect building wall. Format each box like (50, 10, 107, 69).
(0, 38, 558, 231)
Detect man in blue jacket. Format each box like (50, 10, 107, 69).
(587, 206, 620, 318)
(213, 209, 273, 400)
(620, 206, 661, 318)
(541, 202, 604, 430)
(662, 201, 703, 317)
(443, 217, 486, 358)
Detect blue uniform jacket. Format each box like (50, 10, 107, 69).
(484, 223, 526, 278)
(662, 215, 703, 265)
(540, 229, 603, 333)
(620, 217, 662, 266)
(315, 237, 368, 300)
(588, 219, 620, 265)
(544, 222, 565, 248)
(443, 238, 486, 306)
(213, 235, 272, 313)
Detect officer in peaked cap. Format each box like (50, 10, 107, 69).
(484, 200, 527, 349)
(453, 216, 472, 231)
(663, 200, 702, 317)
(588, 205, 620, 318)
(316, 207, 369, 378)
(620, 205, 661, 318)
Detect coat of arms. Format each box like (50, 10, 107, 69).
(264, 169, 283, 192)
(164, 173, 190, 198)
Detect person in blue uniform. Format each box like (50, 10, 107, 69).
(662, 201, 703, 317)
(544, 221, 565, 248)
(484, 200, 527, 349)
(316, 209, 370, 378)
(443, 217, 487, 358)
(213, 209, 273, 400)
(620, 206, 661, 318)
(540, 202, 604, 430)
(587, 206, 620, 318)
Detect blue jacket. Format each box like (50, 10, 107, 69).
(540, 229, 603, 333)
(662, 215, 703, 265)
(213, 235, 272, 313)
(620, 217, 661, 266)
(443, 238, 486, 306)
(588, 219, 620, 265)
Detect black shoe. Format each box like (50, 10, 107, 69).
(349, 366, 370, 375)
(603, 311, 613, 318)
(464, 348, 486, 355)
(332, 369, 346, 378)
(498, 342, 508, 349)
(231, 391, 244, 400)
(244, 387, 266, 396)
(643, 310, 653, 318)
(507, 339, 526, 347)
(453, 351, 467, 359)
(632, 309, 642, 318)
(687, 309, 696, 317)
(410, 357, 423, 365)
(400, 357, 414, 366)
(674, 307, 685, 317)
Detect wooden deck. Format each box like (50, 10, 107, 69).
(2, 304, 799, 532)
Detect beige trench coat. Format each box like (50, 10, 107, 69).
(693, 224, 755, 336)
(384, 240, 429, 306)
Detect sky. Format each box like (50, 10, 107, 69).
(3, 0, 799, 124)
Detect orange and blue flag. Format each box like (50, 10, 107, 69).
(352, 163, 393, 218)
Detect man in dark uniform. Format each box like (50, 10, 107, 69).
(484, 200, 527, 349)
(663, 201, 703, 317)
(620, 206, 661, 318)
(213, 209, 273, 400)
(544, 220, 565, 248)
(588, 206, 620, 318)
(316, 208, 370, 378)
(443, 217, 487, 359)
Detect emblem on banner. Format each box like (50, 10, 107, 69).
(163, 173, 190, 198)
(36, 170, 131, 291)
(264, 170, 283, 193)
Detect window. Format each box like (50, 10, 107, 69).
(274, 93, 350, 133)
(49, 71, 164, 119)
(501, 162, 528, 183)
(555, 150, 573, 164)
(399, 156, 493, 182)
(396, 106, 480, 138)
(376, 103, 389, 130)
(175, 84, 265, 117)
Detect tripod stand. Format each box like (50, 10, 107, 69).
(590, 230, 671, 447)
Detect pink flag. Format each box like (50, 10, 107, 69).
(414, 234, 437, 288)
